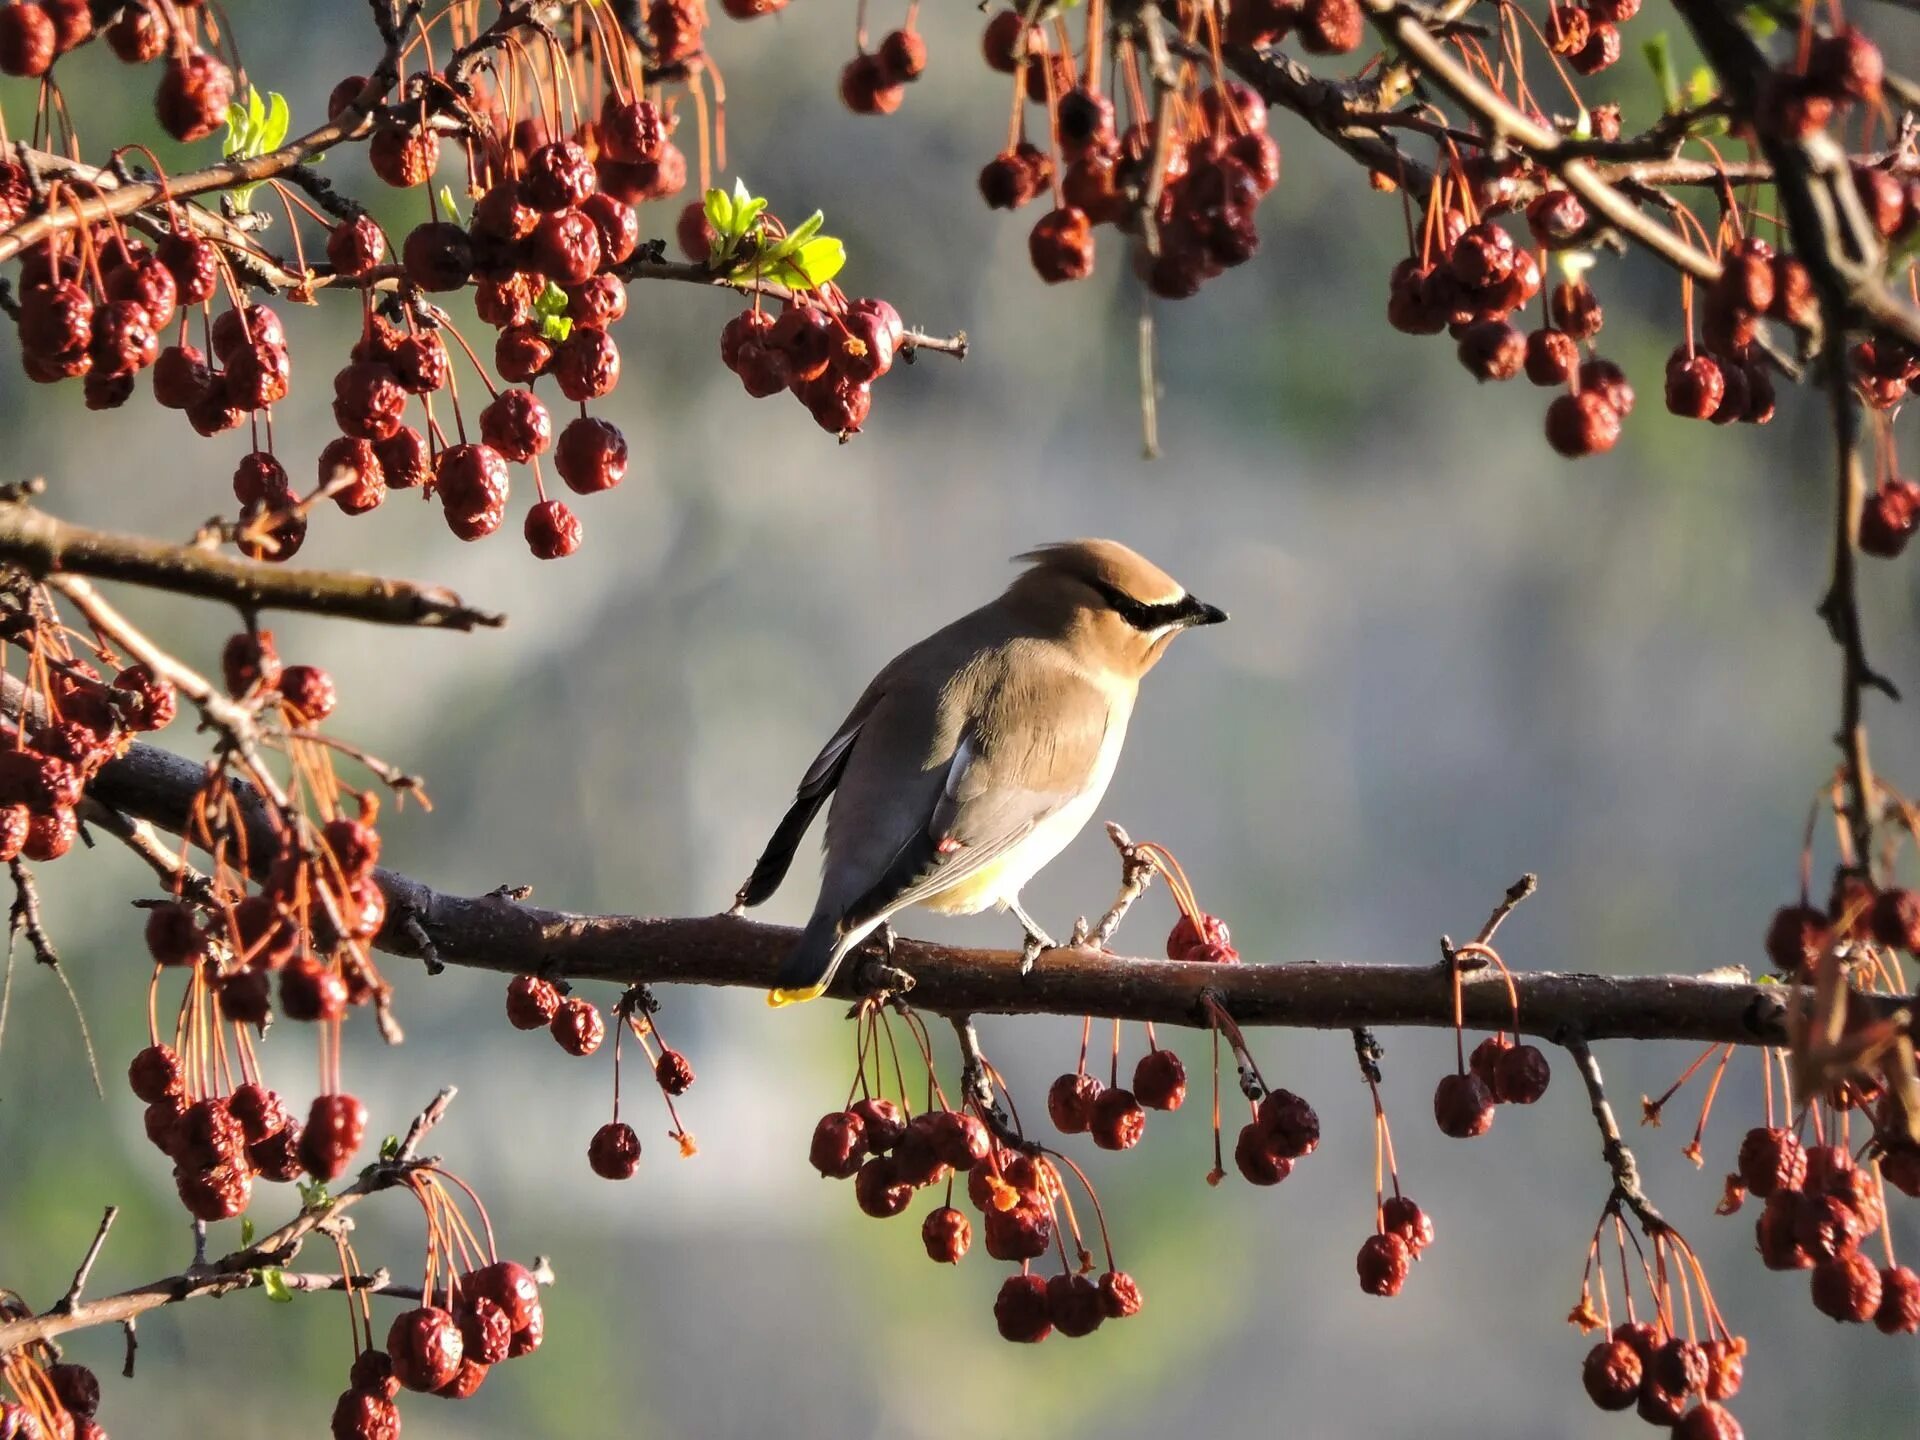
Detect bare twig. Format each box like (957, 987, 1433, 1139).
(10, 856, 102, 1097)
(1564, 1035, 1668, 1233)
(56, 1207, 118, 1314)
(0, 1088, 462, 1355)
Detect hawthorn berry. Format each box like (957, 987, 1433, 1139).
(1132, 1049, 1187, 1110)
(478, 388, 553, 463)
(1047, 1072, 1101, 1133)
(809, 1111, 867, 1179)
(850, 1097, 906, 1153)
(318, 436, 387, 515)
(553, 325, 620, 402)
(1256, 1088, 1320, 1158)
(1492, 1043, 1550, 1103)
(1233, 1122, 1293, 1185)
(155, 50, 234, 142)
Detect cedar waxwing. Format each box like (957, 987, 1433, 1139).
(736, 539, 1227, 1006)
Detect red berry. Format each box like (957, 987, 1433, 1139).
(1046, 1272, 1105, 1338)
(554, 417, 628, 494)
(1875, 1265, 1920, 1334)
(1029, 207, 1096, 283)
(549, 996, 604, 1056)
(1433, 1071, 1496, 1138)
(506, 974, 561, 1029)
(1582, 1340, 1642, 1410)
(1047, 1072, 1102, 1133)
(854, 1155, 913, 1217)
(318, 436, 387, 515)
(128, 1043, 185, 1103)
(1380, 1195, 1435, 1254)
(1132, 1049, 1187, 1110)
(1233, 1122, 1293, 1185)
(553, 325, 620, 402)
(300, 1092, 369, 1180)
(993, 1273, 1053, 1343)
(387, 1306, 464, 1392)
(809, 1111, 867, 1178)
(1736, 1126, 1806, 1198)
(1544, 390, 1621, 457)
(155, 50, 234, 142)
(278, 664, 338, 723)
(1097, 1269, 1143, 1318)
(0, 4, 57, 78)
(1492, 1043, 1550, 1103)
(1089, 1087, 1146, 1150)
(588, 1120, 642, 1179)
(1813, 1250, 1883, 1322)
(850, 1097, 906, 1153)
(1356, 1232, 1411, 1296)
(524, 499, 583, 560)
(368, 122, 438, 187)
(477, 388, 552, 463)
(921, 1205, 971, 1263)
(1256, 1088, 1321, 1157)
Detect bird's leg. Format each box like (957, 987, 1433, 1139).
(854, 920, 916, 999)
(1007, 896, 1056, 976)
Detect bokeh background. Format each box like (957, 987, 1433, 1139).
(4, 3, 1920, 1436)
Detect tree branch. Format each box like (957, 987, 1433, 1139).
(0, 495, 505, 632)
(64, 724, 1913, 1046)
(1564, 1036, 1668, 1233)
(0, 1088, 470, 1355)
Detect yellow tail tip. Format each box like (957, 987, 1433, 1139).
(767, 983, 828, 1008)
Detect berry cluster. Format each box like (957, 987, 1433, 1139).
(0, 1338, 113, 1440)
(718, 294, 906, 439)
(0, 0, 233, 142)
(503, 976, 698, 1179)
(808, 998, 1144, 1344)
(839, 17, 927, 117)
(975, 14, 1289, 298)
(329, 1167, 544, 1437)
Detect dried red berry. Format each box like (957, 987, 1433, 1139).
(155, 50, 234, 142)
(1132, 1049, 1187, 1110)
(809, 1110, 867, 1179)
(1872, 888, 1920, 949)
(1811, 1250, 1882, 1322)
(465, 1260, 541, 1331)
(1674, 1402, 1743, 1440)
(1736, 1127, 1806, 1198)
(300, 1092, 368, 1180)
(387, 1305, 464, 1392)
(1651, 1338, 1709, 1398)
(1380, 1195, 1435, 1255)
(506, 974, 561, 1030)
(1028, 207, 1095, 283)
(524, 499, 583, 560)
(1580, 1338, 1641, 1410)
(318, 436, 387, 515)
(993, 1273, 1053, 1343)
(128, 1043, 184, 1103)
(1544, 390, 1621, 458)
(549, 996, 604, 1056)
(1492, 1043, 1550, 1103)
(1, 2, 59, 76)
(369, 122, 438, 187)
(280, 957, 349, 1022)
(854, 1155, 913, 1217)
(555, 417, 628, 494)
(850, 1097, 906, 1153)
(1755, 1189, 1813, 1271)
(552, 325, 619, 402)
(1233, 1122, 1294, 1185)
(1875, 1265, 1920, 1334)
(1356, 1232, 1411, 1296)
(145, 900, 207, 966)
(1089, 1086, 1146, 1150)
(331, 1387, 400, 1440)
(588, 1120, 642, 1179)
(922, 1205, 971, 1263)
(1434, 1071, 1496, 1138)
(1255, 1088, 1321, 1158)
(983, 1197, 1053, 1260)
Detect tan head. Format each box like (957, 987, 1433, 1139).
(1003, 539, 1227, 679)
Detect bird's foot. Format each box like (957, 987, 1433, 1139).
(1008, 898, 1056, 977)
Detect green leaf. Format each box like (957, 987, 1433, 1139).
(247, 85, 266, 132)
(240, 1216, 255, 1247)
(1642, 33, 1679, 113)
(1685, 66, 1716, 109)
(732, 197, 767, 234)
(789, 235, 846, 287)
(704, 186, 735, 238)
(222, 103, 250, 158)
(533, 280, 571, 319)
(297, 1178, 330, 1210)
(379, 1134, 401, 1161)
(539, 312, 574, 343)
(438, 184, 463, 224)
(261, 1268, 294, 1303)
(260, 92, 291, 152)
(1744, 4, 1778, 37)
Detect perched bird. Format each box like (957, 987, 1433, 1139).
(737, 539, 1227, 1006)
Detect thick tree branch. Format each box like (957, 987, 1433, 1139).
(0, 495, 505, 632)
(72, 727, 1916, 1046)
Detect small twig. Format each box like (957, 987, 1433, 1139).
(1072, 823, 1159, 950)
(56, 1207, 119, 1314)
(1563, 1035, 1667, 1233)
(10, 857, 102, 1096)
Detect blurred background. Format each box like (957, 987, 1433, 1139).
(4, 3, 1920, 1436)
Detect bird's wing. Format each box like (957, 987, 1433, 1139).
(735, 693, 876, 909)
(842, 667, 1113, 926)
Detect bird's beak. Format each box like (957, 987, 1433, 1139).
(1182, 597, 1229, 627)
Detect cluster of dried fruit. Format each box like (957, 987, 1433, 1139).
(0, 1341, 114, 1440)
(0, 0, 233, 141)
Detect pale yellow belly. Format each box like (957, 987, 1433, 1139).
(921, 855, 1017, 915)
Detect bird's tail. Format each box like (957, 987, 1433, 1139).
(767, 911, 847, 1007)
